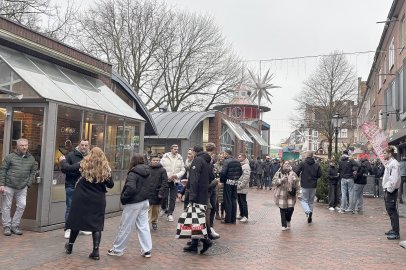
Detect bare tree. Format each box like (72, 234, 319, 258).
(0, 0, 77, 42)
(294, 51, 357, 158)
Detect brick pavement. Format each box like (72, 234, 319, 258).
(1, 189, 406, 270)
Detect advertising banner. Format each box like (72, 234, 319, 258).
(360, 122, 388, 163)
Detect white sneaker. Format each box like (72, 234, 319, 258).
(210, 227, 220, 237)
(328, 207, 335, 211)
(167, 215, 174, 222)
(239, 217, 248, 223)
(80, 231, 92, 235)
(107, 249, 124, 257)
(64, 229, 70, 239)
(286, 221, 291, 228)
(281, 227, 288, 231)
(159, 209, 166, 217)
(236, 216, 242, 219)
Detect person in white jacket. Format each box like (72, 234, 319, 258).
(382, 146, 401, 240)
(159, 145, 185, 222)
(237, 153, 250, 223)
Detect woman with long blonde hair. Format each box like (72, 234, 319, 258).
(65, 147, 114, 260)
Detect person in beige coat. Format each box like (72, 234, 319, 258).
(273, 160, 301, 231)
(237, 153, 250, 223)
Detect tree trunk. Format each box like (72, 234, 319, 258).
(328, 138, 333, 159)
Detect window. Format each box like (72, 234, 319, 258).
(379, 68, 382, 90)
(384, 55, 387, 82)
(392, 80, 397, 110)
(339, 129, 348, 138)
(401, 69, 406, 113)
(389, 37, 395, 69)
(312, 130, 318, 138)
(401, 15, 406, 50)
(378, 109, 383, 129)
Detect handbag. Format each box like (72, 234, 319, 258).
(176, 203, 208, 239)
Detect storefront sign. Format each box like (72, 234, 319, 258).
(360, 122, 388, 163)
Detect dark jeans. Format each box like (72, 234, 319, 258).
(209, 190, 216, 227)
(256, 174, 263, 188)
(374, 177, 381, 197)
(263, 175, 271, 188)
(384, 189, 399, 235)
(223, 183, 237, 223)
(279, 207, 294, 227)
(399, 176, 406, 201)
(161, 183, 177, 215)
(237, 193, 248, 218)
(64, 187, 74, 228)
(249, 172, 255, 187)
(328, 183, 339, 208)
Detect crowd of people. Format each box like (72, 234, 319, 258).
(0, 138, 403, 260)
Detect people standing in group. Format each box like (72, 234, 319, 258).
(0, 138, 36, 236)
(262, 156, 272, 190)
(60, 139, 91, 239)
(353, 158, 368, 213)
(273, 160, 301, 231)
(183, 146, 213, 254)
(254, 157, 263, 189)
(214, 153, 225, 220)
(160, 145, 185, 222)
(294, 151, 321, 223)
(398, 157, 406, 203)
(220, 149, 242, 224)
(64, 147, 114, 260)
(338, 149, 358, 214)
(382, 147, 401, 240)
(108, 153, 153, 257)
(327, 160, 340, 211)
(237, 153, 250, 223)
(148, 155, 168, 231)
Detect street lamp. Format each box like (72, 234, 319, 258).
(331, 113, 343, 155)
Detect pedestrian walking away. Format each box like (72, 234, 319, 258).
(273, 160, 301, 231)
(64, 147, 114, 260)
(382, 147, 401, 240)
(108, 153, 153, 258)
(294, 151, 321, 223)
(0, 138, 36, 236)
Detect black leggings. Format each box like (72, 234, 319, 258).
(279, 207, 294, 227)
(69, 230, 102, 249)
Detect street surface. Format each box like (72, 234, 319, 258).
(0, 189, 405, 270)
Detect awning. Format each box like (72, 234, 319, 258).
(245, 127, 269, 147)
(222, 119, 253, 143)
(0, 45, 144, 121)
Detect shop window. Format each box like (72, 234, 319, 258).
(122, 120, 141, 170)
(83, 111, 105, 149)
(105, 116, 125, 170)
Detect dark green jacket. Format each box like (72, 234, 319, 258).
(0, 150, 36, 189)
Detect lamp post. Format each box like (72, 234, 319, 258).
(331, 114, 343, 155)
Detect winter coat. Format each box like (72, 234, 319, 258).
(354, 161, 368, 185)
(270, 162, 281, 179)
(327, 165, 339, 184)
(373, 162, 385, 178)
(188, 151, 211, 205)
(148, 164, 168, 205)
(160, 152, 185, 184)
(66, 177, 114, 231)
(338, 155, 358, 179)
(0, 150, 36, 189)
(61, 148, 85, 188)
(262, 160, 272, 176)
(272, 169, 301, 209)
(237, 159, 250, 194)
(382, 157, 401, 193)
(294, 157, 321, 189)
(220, 156, 243, 183)
(254, 160, 263, 175)
(120, 164, 151, 205)
(214, 161, 224, 204)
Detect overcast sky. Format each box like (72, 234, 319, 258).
(65, 0, 391, 145)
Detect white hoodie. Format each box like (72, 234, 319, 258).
(382, 157, 401, 193)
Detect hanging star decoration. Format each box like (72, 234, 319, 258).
(245, 69, 281, 107)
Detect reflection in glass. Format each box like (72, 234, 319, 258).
(105, 116, 124, 170)
(83, 111, 105, 149)
(123, 120, 140, 170)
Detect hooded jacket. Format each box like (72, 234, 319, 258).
(295, 157, 321, 188)
(61, 148, 87, 188)
(188, 151, 211, 205)
(327, 165, 339, 184)
(338, 155, 358, 179)
(120, 164, 151, 205)
(354, 160, 368, 185)
(148, 163, 168, 205)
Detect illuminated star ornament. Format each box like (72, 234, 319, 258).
(246, 69, 281, 107)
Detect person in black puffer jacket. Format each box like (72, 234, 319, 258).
(148, 155, 168, 230)
(353, 158, 368, 212)
(327, 160, 340, 210)
(220, 149, 242, 224)
(107, 154, 153, 258)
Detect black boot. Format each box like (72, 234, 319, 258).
(200, 239, 212, 254)
(89, 231, 101, 260)
(183, 239, 198, 253)
(65, 243, 73, 254)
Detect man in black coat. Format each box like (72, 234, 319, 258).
(183, 145, 212, 254)
(295, 151, 321, 223)
(220, 149, 243, 224)
(262, 156, 272, 190)
(148, 155, 168, 230)
(338, 149, 358, 213)
(60, 139, 90, 238)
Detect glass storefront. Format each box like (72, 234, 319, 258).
(220, 123, 236, 153)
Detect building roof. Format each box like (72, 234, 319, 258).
(146, 111, 215, 139)
(111, 71, 158, 136)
